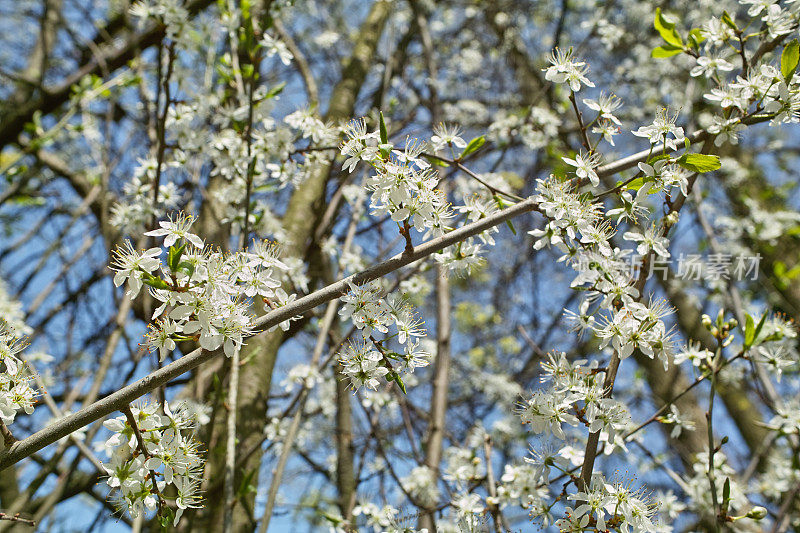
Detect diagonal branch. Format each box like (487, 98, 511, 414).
(0, 196, 540, 471)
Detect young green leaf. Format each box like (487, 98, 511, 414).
(744, 313, 756, 348)
(393, 374, 407, 394)
(177, 260, 196, 278)
(647, 153, 673, 165)
(722, 477, 731, 514)
(654, 8, 683, 47)
(460, 135, 485, 159)
(167, 243, 186, 272)
(426, 156, 450, 167)
(619, 177, 646, 191)
(781, 39, 800, 81)
(379, 111, 388, 145)
(752, 311, 768, 346)
(651, 45, 683, 58)
(142, 273, 172, 291)
(688, 28, 706, 50)
(237, 468, 258, 498)
(676, 153, 721, 173)
(264, 82, 286, 100)
(721, 11, 738, 31)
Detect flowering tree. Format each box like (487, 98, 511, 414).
(1, 0, 800, 531)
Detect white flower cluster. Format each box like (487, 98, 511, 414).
(0, 324, 37, 427)
(529, 174, 679, 368)
(528, 174, 605, 254)
(631, 107, 685, 151)
(557, 474, 661, 532)
(102, 401, 204, 525)
(519, 352, 630, 449)
(284, 108, 337, 144)
(696, 3, 800, 144)
(401, 465, 440, 508)
(683, 452, 749, 520)
(337, 282, 429, 392)
(443, 444, 485, 486)
(544, 47, 595, 92)
(592, 298, 676, 364)
(340, 119, 453, 237)
(487, 106, 562, 150)
(111, 213, 292, 361)
(129, 0, 190, 44)
(496, 462, 550, 510)
(109, 168, 183, 236)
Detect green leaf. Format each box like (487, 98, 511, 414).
(654, 8, 683, 47)
(721, 11, 738, 31)
(782, 39, 800, 81)
(676, 153, 721, 173)
(160, 507, 175, 529)
(744, 313, 756, 348)
(392, 374, 407, 394)
(9, 194, 44, 206)
(177, 260, 196, 278)
(460, 135, 485, 159)
(263, 82, 285, 100)
(753, 311, 768, 343)
(426, 156, 450, 167)
(491, 194, 516, 234)
(320, 511, 344, 526)
(379, 111, 388, 145)
(621, 177, 646, 191)
(237, 468, 258, 498)
(378, 112, 391, 159)
(167, 243, 186, 272)
(651, 45, 683, 58)
(505, 219, 517, 235)
(142, 273, 172, 291)
(647, 153, 673, 165)
(722, 477, 731, 514)
(688, 28, 706, 49)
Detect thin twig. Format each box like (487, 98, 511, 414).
(0, 513, 35, 527)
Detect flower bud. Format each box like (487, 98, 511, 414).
(746, 506, 767, 520)
(664, 211, 680, 226)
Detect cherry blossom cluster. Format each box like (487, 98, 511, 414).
(337, 282, 430, 393)
(557, 474, 660, 532)
(102, 401, 204, 525)
(519, 352, 630, 452)
(544, 47, 596, 92)
(110, 213, 292, 361)
(340, 117, 515, 275)
(698, 9, 800, 132)
(0, 324, 37, 429)
(529, 172, 680, 369)
(341, 119, 453, 237)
